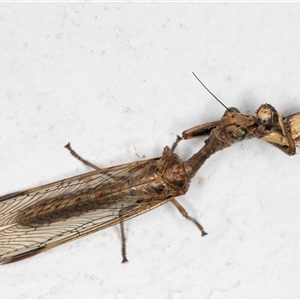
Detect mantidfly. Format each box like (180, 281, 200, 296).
(0, 75, 300, 265)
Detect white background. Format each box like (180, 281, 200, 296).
(1, 3, 300, 298)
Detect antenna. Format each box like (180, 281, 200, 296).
(192, 72, 230, 111)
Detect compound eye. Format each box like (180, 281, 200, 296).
(227, 107, 240, 113)
(232, 127, 248, 140)
(224, 107, 240, 116)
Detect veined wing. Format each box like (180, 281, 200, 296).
(0, 153, 186, 264)
(0, 157, 160, 226)
(0, 196, 170, 264)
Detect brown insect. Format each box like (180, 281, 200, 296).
(0, 78, 299, 264)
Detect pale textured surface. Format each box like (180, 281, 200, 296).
(0, 2, 300, 298)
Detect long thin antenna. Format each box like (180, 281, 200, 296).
(192, 72, 230, 111)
